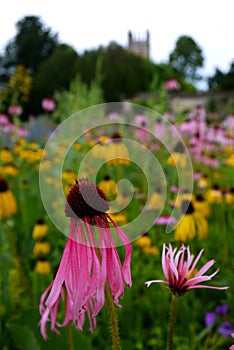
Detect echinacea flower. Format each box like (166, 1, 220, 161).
(41, 97, 56, 112)
(145, 243, 228, 296)
(39, 178, 132, 339)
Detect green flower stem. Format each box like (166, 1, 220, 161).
(5, 222, 35, 306)
(168, 294, 179, 350)
(66, 322, 74, 350)
(104, 281, 121, 350)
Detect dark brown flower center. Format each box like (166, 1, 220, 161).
(0, 178, 8, 192)
(181, 200, 194, 214)
(65, 178, 110, 219)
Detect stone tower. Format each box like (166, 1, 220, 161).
(127, 30, 150, 59)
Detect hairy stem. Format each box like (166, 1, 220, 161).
(168, 294, 179, 350)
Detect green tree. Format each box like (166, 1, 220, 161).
(0, 16, 58, 79)
(169, 35, 204, 83)
(30, 44, 79, 113)
(208, 62, 234, 91)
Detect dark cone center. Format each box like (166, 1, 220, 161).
(65, 178, 110, 219)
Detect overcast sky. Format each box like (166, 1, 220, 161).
(0, 0, 233, 82)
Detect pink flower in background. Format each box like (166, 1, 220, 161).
(0, 114, 10, 126)
(202, 156, 219, 168)
(145, 244, 228, 296)
(39, 179, 132, 339)
(155, 215, 177, 225)
(17, 127, 29, 137)
(8, 105, 22, 116)
(108, 111, 121, 121)
(134, 114, 149, 127)
(41, 97, 56, 112)
(230, 333, 234, 350)
(164, 78, 180, 91)
(193, 172, 202, 181)
(170, 185, 179, 193)
(154, 119, 166, 142)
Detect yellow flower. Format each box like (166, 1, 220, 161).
(33, 241, 51, 256)
(0, 148, 13, 163)
(193, 212, 208, 240)
(225, 192, 234, 205)
(167, 152, 187, 168)
(62, 170, 77, 184)
(142, 245, 159, 256)
(197, 176, 211, 189)
(0, 178, 17, 219)
(226, 154, 234, 167)
(174, 191, 194, 208)
(192, 194, 211, 218)
(174, 200, 208, 242)
(91, 142, 108, 159)
(108, 211, 127, 225)
(174, 214, 196, 242)
(73, 143, 82, 151)
(34, 259, 51, 275)
(0, 164, 18, 177)
(148, 190, 164, 210)
(98, 175, 117, 198)
(106, 132, 130, 165)
(205, 186, 222, 204)
(32, 219, 48, 239)
(134, 234, 152, 248)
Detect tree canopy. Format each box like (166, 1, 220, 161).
(169, 35, 204, 84)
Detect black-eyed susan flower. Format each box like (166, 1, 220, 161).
(197, 174, 211, 189)
(33, 241, 51, 256)
(134, 233, 159, 256)
(0, 147, 13, 163)
(175, 199, 208, 242)
(0, 164, 18, 177)
(205, 184, 223, 204)
(174, 189, 194, 208)
(226, 154, 234, 167)
(0, 178, 17, 219)
(192, 193, 211, 218)
(167, 142, 187, 168)
(32, 218, 48, 240)
(225, 188, 234, 205)
(98, 175, 117, 199)
(34, 258, 51, 275)
(147, 187, 164, 210)
(107, 132, 130, 165)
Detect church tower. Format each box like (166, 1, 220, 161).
(127, 30, 150, 59)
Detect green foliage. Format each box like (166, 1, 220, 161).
(169, 35, 204, 83)
(52, 75, 104, 122)
(208, 62, 234, 91)
(30, 44, 79, 113)
(1, 16, 58, 78)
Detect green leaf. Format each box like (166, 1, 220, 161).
(7, 324, 40, 350)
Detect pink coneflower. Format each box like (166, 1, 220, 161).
(145, 244, 228, 296)
(155, 215, 177, 226)
(41, 97, 56, 112)
(164, 78, 180, 91)
(0, 114, 9, 126)
(39, 178, 132, 339)
(17, 127, 29, 137)
(8, 105, 22, 116)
